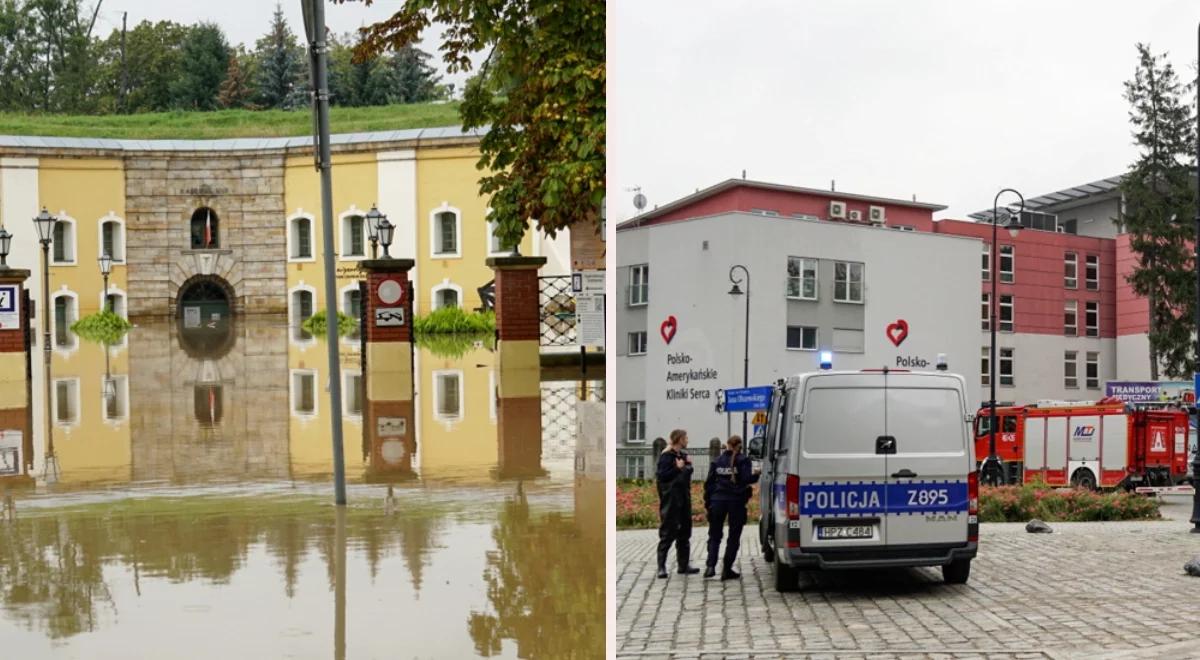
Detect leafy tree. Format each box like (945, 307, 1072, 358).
(0, 1, 44, 112)
(253, 3, 305, 109)
(1120, 43, 1198, 379)
(218, 46, 256, 109)
(389, 44, 443, 103)
(94, 20, 191, 112)
(341, 0, 605, 245)
(170, 23, 230, 110)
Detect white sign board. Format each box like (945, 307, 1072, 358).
(576, 292, 605, 349)
(375, 307, 405, 327)
(183, 306, 201, 328)
(0, 429, 21, 477)
(377, 416, 407, 437)
(572, 270, 605, 294)
(0, 284, 19, 330)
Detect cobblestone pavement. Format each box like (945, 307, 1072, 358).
(617, 517, 1200, 659)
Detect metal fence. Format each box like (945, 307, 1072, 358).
(539, 275, 577, 347)
(541, 380, 605, 462)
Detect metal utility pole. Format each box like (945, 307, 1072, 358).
(302, 0, 347, 506)
(1190, 20, 1200, 534)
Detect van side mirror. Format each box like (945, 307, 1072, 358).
(747, 436, 765, 460)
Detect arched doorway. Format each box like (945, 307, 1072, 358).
(178, 274, 234, 326)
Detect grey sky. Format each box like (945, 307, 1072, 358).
(609, 0, 1200, 222)
(90, 0, 470, 90)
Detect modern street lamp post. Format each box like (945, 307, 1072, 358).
(728, 265, 751, 441)
(365, 204, 386, 260)
(983, 190, 1024, 487)
(32, 207, 57, 481)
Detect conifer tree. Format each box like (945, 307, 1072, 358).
(217, 47, 255, 109)
(253, 3, 304, 109)
(1120, 43, 1198, 379)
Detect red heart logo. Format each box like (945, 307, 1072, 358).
(886, 319, 908, 347)
(660, 315, 677, 344)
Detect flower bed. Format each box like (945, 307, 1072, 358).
(616, 479, 760, 530)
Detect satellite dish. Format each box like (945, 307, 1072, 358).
(633, 192, 647, 211)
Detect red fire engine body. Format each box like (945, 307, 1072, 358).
(972, 400, 1190, 489)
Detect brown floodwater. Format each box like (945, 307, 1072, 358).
(0, 316, 605, 659)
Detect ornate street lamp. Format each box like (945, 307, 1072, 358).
(378, 218, 395, 258)
(0, 226, 11, 268)
(983, 189, 1024, 487)
(99, 251, 113, 312)
(728, 264, 751, 442)
(365, 204, 386, 260)
(32, 207, 58, 482)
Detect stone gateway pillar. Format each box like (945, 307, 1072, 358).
(486, 255, 547, 478)
(360, 258, 416, 478)
(0, 267, 34, 488)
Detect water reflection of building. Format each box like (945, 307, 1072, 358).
(48, 334, 131, 485)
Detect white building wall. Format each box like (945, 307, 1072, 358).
(979, 332, 1116, 406)
(616, 213, 981, 446)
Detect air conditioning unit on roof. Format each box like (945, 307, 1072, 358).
(828, 200, 846, 219)
(847, 209, 862, 222)
(869, 205, 886, 225)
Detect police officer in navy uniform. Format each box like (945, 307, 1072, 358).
(703, 435, 759, 580)
(656, 428, 700, 578)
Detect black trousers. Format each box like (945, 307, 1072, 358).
(706, 499, 747, 569)
(657, 497, 692, 568)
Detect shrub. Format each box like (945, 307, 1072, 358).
(413, 307, 495, 334)
(70, 310, 132, 345)
(616, 479, 762, 530)
(415, 332, 494, 358)
(301, 310, 357, 338)
(978, 483, 1160, 522)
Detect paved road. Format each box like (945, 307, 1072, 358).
(617, 512, 1200, 659)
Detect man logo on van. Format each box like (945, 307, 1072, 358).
(1072, 425, 1095, 439)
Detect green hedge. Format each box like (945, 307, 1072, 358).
(413, 307, 495, 334)
(301, 310, 357, 338)
(70, 310, 131, 345)
(415, 332, 494, 358)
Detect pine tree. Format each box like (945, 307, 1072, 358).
(170, 23, 230, 110)
(390, 45, 442, 103)
(254, 3, 304, 109)
(1120, 43, 1198, 379)
(217, 48, 255, 109)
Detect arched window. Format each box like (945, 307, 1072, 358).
(99, 214, 124, 262)
(190, 207, 220, 249)
(430, 203, 461, 258)
(194, 384, 223, 426)
(432, 370, 463, 422)
(289, 214, 313, 260)
(52, 217, 76, 264)
(52, 291, 78, 349)
(102, 287, 127, 319)
(431, 281, 462, 310)
(290, 286, 315, 342)
(341, 212, 366, 259)
(341, 285, 362, 340)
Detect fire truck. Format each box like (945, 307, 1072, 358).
(972, 399, 1191, 489)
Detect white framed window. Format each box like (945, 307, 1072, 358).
(999, 347, 1014, 386)
(53, 378, 80, 426)
(624, 402, 646, 443)
(51, 290, 79, 350)
(981, 347, 990, 386)
(999, 295, 1013, 332)
(341, 284, 362, 341)
(1085, 255, 1099, 291)
(487, 211, 510, 256)
(786, 256, 818, 300)
(102, 374, 129, 422)
(289, 212, 315, 261)
(1064, 251, 1077, 289)
(101, 286, 128, 319)
(51, 215, 77, 265)
(98, 213, 124, 262)
(289, 284, 317, 343)
(343, 370, 363, 418)
(339, 210, 366, 260)
(627, 331, 647, 356)
(623, 455, 647, 479)
(628, 265, 648, 306)
(981, 245, 990, 282)
(429, 202, 462, 258)
(433, 370, 464, 422)
(833, 261, 864, 303)
(1064, 300, 1077, 336)
(981, 293, 990, 331)
(1064, 351, 1078, 389)
(785, 325, 818, 351)
(290, 369, 318, 417)
(1085, 301, 1099, 337)
(1086, 352, 1100, 389)
(431, 280, 462, 310)
(999, 244, 1014, 283)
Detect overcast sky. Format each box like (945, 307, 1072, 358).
(609, 0, 1200, 222)
(91, 0, 470, 90)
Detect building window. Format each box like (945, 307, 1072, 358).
(999, 245, 1014, 283)
(981, 293, 989, 331)
(100, 217, 124, 262)
(291, 288, 314, 342)
(432, 282, 462, 310)
(342, 287, 362, 339)
(999, 295, 1013, 332)
(52, 219, 76, 263)
(103, 375, 129, 421)
(624, 402, 646, 443)
(628, 265, 648, 306)
(341, 213, 366, 258)
(431, 206, 461, 257)
(1086, 352, 1100, 389)
(53, 293, 77, 349)
(1064, 251, 1077, 289)
(291, 370, 317, 416)
(628, 331, 647, 355)
(290, 215, 313, 260)
(785, 325, 818, 351)
(1085, 255, 1099, 290)
(623, 455, 647, 479)
(786, 256, 818, 300)
(434, 371, 463, 421)
(833, 261, 864, 303)
(487, 218, 509, 255)
(343, 371, 363, 417)
(1064, 351, 1078, 389)
(194, 385, 223, 426)
(1064, 300, 1077, 336)
(981, 347, 989, 386)
(54, 379, 79, 425)
(981, 245, 990, 282)
(190, 207, 219, 249)
(999, 347, 1014, 386)
(1085, 301, 1098, 337)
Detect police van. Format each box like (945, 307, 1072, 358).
(748, 366, 978, 592)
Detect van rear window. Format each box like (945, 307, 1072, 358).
(803, 387, 884, 455)
(887, 388, 965, 454)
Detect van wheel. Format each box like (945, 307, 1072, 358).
(773, 559, 798, 592)
(1071, 468, 1097, 491)
(761, 523, 775, 563)
(942, 559, 971, 584)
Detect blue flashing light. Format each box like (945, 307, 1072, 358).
(819, 351, 833, 370)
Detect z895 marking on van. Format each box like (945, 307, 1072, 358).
(799, 481, 968, 517)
